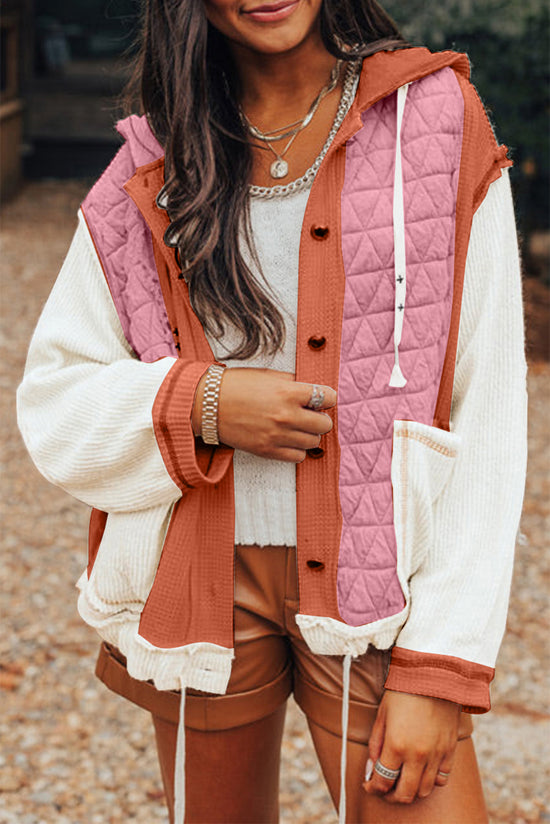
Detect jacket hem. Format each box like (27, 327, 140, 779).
(76, 576, 233, 694)
(295, 610, 408, 657)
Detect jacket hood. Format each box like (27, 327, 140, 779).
(116, 113, 164, 169)
(333, 47, 470, 146)
(359, 46, 470, 101)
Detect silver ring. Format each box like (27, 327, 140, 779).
(374, 759, 401, 781)
(437, 770, 451, 778)
(306, 385, 325, 410)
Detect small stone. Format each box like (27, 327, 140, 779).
(146, 787, 165, 801)
(0, 672, 21, 691)
(30, 789, 53, 804)
(0, 767, 27, 792)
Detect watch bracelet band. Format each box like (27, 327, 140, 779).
(201, 364, 226, 445)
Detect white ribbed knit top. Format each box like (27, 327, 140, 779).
(205, 188, 309, 547)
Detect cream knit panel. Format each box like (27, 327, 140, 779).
(16, 213, 182, 512)
(393, 168, 528, 668)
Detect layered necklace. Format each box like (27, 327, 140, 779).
(245, 59, 361, 199)
(240, 59, 344, 182)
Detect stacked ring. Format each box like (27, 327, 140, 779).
(306, 384, 325, 410)
(374, 759, 401, 781)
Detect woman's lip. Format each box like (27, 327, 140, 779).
(242, 0, 300, 23)
(244, 0, 294, 10)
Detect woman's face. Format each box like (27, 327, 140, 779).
(203, 0, 324, 56)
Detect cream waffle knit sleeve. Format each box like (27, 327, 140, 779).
(16, 212, 183, 512)
(389, 168, 528, 681)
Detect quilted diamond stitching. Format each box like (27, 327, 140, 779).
(337, 67, 463, 626)
(82, 140, 177, 364)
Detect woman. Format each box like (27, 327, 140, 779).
(17, 0, 528, 822)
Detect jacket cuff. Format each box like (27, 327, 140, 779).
(384, 646, 494, 714)
(152, 359, 233, 489)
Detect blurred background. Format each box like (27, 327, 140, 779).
(1, 0, 548, 348)
(1, 1, 549, 823)
(1, 0, 137, 188)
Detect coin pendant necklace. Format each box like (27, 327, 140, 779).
(242, 60, 343, 180)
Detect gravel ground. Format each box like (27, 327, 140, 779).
(1, 181, 548, 824)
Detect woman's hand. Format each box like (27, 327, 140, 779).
(192, 367, 337, 462)
(363, 689, 462, 804)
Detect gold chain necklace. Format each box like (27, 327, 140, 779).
(240, 60, 343, 180)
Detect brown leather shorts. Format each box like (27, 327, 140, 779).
(95, 544, 473, 742)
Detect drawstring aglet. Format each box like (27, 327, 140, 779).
(389, 345, 407, 388)
(389, 362, 407, 388)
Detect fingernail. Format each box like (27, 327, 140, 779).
(365, 757, 374, 782)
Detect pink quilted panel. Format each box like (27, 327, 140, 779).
(337, 68, 464, 626)
(81, 116, 177, 363)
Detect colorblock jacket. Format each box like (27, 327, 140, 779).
(18, 48, 528, 724)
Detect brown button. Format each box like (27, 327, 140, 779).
(307, 335, 327, 350)
(306, 560, 325, 570)
(310, 224, 330, 240)
(307, 447, 325, 459)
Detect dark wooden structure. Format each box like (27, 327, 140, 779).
(1, 0, 32, 201)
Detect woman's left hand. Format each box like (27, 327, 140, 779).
(363, 689, 462, 804)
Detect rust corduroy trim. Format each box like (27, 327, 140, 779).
(432, 68, 513, 432)
(152, 359, 233, 490)
(87, 508, 108, 579)
(384, 646, 494, 713)
(125, 160, 234, 492)
(123, 160, 236, 652)
(137, 461, 236, 649)
(294, 133, 348, 624)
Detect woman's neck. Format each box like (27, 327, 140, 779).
(224, 27, 347, 188)
(230, 36, 338, 121)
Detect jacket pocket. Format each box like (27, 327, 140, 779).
(391, 419, 461, 583)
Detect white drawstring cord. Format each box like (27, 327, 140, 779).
(338, 652, 353, 824)
(174, 679, 187, 824)
(389, 83, 410, 388)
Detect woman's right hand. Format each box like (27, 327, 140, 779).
(192, 367, 337, 463)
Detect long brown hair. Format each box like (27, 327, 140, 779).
(134, 0, 405, 358)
